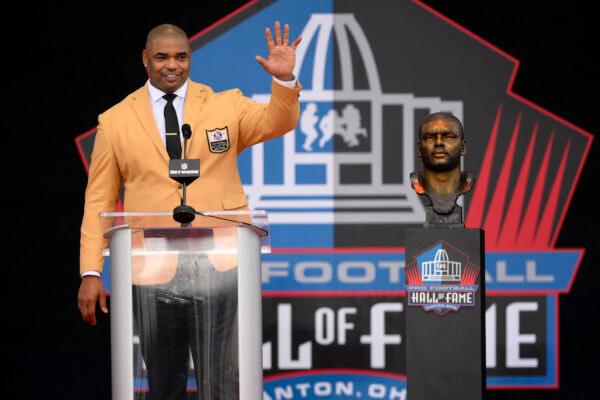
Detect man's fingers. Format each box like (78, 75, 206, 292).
(265, 28, 274, 50)
(274, 21, 282, 45)
(290, 36, 302, 50)
(99, 290, 108, 314)
(255, 55, 268, 71)
(78, 290, 91, 323)
(79, 298, 96, 325)
(283, 23, 290, 45)
(86, 302, 97, 326)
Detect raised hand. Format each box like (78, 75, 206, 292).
(255, 21, 302, 81)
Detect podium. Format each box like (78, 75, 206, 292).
(100, 211, 269, 400)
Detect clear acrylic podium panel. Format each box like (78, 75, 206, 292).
(100, 211, 269, 400)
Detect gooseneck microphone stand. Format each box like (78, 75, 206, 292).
(171, 124, 199, 224)
(169, 125, 267, 234)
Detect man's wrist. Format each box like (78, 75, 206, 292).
(274, 73, 293, 81)
(273, 74, 296, 88)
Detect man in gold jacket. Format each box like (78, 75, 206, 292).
(78, 23, 301, 399)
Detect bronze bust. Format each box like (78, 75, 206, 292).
(411, 112, 474, 227)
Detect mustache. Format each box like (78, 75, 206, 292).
(430, 149, 449, 155)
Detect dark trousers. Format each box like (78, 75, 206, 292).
(133, 257, 238, 400)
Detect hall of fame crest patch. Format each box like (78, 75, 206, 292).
(406, 241, 481, 316)
(206, 127, 230, 153)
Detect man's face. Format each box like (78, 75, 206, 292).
(417, 118, 465, 172)
(142, 36, 190, 93)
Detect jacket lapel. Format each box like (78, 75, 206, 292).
(130, 83, 170, 163)
(183, 81, 207, 155)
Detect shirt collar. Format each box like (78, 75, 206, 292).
(147, 80, 189, 103)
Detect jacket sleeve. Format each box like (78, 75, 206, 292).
(235, 80, 301, 152)
(79, 115, 122, 275)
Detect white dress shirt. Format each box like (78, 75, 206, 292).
(148, 80, 188, 145)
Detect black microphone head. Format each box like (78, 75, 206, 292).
(182, 124, 192, 140)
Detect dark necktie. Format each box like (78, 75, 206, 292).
(163, 93, 182, 159)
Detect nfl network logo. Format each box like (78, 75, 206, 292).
(246, 14, 463, 224)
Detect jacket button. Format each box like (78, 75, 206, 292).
(177, 184, 183, 189)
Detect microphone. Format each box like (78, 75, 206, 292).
(169, 123, 200, 224)
(182, 123, 192, 140)
(181, 123, 192, 162)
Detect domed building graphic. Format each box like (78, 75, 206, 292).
(247, 13, 463, 224)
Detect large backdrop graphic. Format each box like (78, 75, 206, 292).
(6, 1, 597, 399)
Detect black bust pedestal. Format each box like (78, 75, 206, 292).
(405, 228, 485, 400)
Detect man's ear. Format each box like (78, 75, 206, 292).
(461, 140, 467, 155)
(142, 49, 148, 68)
(416, 143, 422, 158)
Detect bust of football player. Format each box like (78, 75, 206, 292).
(410, 112, 474, 227)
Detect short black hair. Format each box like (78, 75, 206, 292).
(418, 112, 464, 141)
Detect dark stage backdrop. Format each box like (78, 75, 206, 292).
(5, 1, 597, 399)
